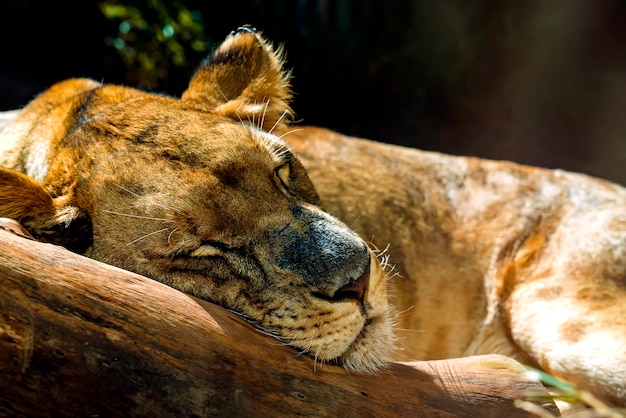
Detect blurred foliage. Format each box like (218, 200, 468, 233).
(96, 0, 506, 139)
(521, 368, 626, 417)
(99, 0, 215, 89)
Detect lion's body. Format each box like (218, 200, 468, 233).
(286, 129, 626, 405)
(1, 28, 625, 407)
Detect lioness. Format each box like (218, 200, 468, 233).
(1, 27, 625, 407)
(0, 27, 394, 374)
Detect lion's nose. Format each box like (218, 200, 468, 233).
(329, 259, 371, 303)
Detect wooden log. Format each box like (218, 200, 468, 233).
(0, 219, 559, 417)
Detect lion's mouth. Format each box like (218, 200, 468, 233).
(337, 309, 395, 373)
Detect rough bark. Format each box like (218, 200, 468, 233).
(0, 219, 558, 417)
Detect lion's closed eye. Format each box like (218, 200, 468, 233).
(189, 240, 230, 257)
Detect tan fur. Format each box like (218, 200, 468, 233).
(0, 28, 394, 373)
(1, 28, 625, 406)
(284, 127, 626, 406)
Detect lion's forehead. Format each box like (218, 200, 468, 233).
(138, 117, 290, 168)
(74, 114, 285, 174)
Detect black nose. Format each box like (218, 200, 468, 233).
(333, 261, 370, 302)
(271, 205, 373, 302)
(320, 258, 370, 303)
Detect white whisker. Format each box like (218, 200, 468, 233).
(344, 215, 362, 232)
(167, 227, 179, 246)
(394, 328, 428, 334)
(215, 86, 248, 129)
(102, 210, 173, 223)
(391, 305, 415, 320)
(268, 108, 291, 135)
(249, 109, 256, 130)
(127, 227, 171, 246)
(215, 85, 231, 102)
(111, 182, 143, 198)
(275, 147, 292, 159)
(277, 128, 304, 140)
(259, 99, 270, 130)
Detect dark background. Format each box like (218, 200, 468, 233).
(2, 0, 626, 184)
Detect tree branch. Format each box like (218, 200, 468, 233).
(0, 219, 558, 417)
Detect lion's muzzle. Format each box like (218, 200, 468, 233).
(267, 204, 371, 302)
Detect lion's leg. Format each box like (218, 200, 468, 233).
(504, 210, 626, 406)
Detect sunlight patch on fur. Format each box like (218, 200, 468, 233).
(111, 182, 183, 215)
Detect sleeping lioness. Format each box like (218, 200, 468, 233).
(1, 27, 625, 407)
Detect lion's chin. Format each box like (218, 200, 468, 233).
(337, 310, 397, 374)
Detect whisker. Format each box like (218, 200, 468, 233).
(167, 227, 179, 246)
(253, 129, 293, 163)
(215, 88, 245, 128)
(394, 328, 428, 334)
(246, 114, 255, 131)
(273, 147, 292, 160)
(216, 85, 231, 102)
(215, 86, 248, 130)
(127, 227, 171, 246)
(379, 243, 392, 256)
(259, 98, 270, 131)
(343, 215, 363, 233)
(277, 128, 304, 140)
(393, 337, 416, 355)
(392, 304, 415, 320)
(102, 210, 173, 223)
(253, 327, 283, 339)
(268, 108, 291, 135)
(249, 109, 256, 130)
(111, 183, 143, 198)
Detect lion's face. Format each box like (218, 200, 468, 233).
(69, 104, 391, 368)
(0, 29, 395, 371)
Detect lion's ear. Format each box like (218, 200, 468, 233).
(0, 167, 91, 251)
(181, 26, 293, 131)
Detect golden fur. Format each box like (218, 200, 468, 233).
(284, 127, 626, 406)
(1, 28, 626, 406)
(0, 28, 393, 373)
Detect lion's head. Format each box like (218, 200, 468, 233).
(0, 27, 394, 371)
